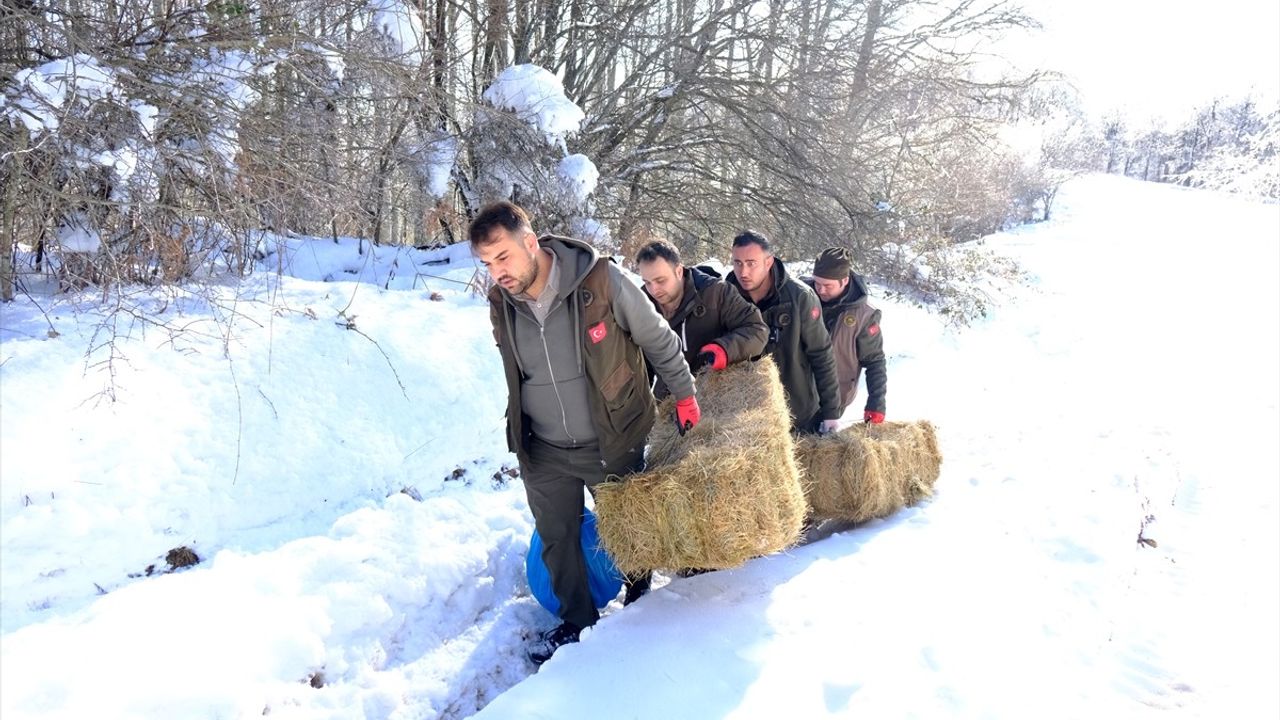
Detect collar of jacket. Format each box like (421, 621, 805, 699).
(814, 270, 869, 312)
(493, 234, 605, 372)
(652, 265, 719, 324)
(542, 235, 601, 302)
(758, 257, 789, 309)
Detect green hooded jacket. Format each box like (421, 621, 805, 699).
(728, 258, 840, 430)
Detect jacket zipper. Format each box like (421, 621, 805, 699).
(539, 322, 578, 445)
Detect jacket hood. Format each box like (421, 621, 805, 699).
(772, 257, 792, 285)
(542, 234, 601, 300)
(489, 234, 602, 308)
(692, 264, 722, 283)
(689, 264, 721, 290)
(644, 264, 722, 319)
(650, 265, 716, 323)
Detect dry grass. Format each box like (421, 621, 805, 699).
(795, 421, 942, 523)
(595, 358, 806, 574)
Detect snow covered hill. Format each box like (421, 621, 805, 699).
(1, 175, 1276, 719)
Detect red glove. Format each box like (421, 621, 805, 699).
(698, 343, 728, 371)
(675, 396, 701, 435)
(864, 410, 885, 424)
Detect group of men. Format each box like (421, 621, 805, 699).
(468, 201, 887, 664)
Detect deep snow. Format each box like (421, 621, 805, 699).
(1, 175, 1277, 719)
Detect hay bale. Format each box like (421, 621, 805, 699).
(595, 358, 806, 574)
(795, 421, 942, 523)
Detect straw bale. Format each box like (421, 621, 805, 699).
(595, 358, 806, 574)
(795, 420, 942, 523)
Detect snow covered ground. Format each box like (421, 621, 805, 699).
(1, 175, 1277, 719)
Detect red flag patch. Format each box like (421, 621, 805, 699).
(867, 323, 880, 336)
(588, 322, 608, 344)
(811, 307, 820, 320)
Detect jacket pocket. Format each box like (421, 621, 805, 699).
(607, 383, 645, 439)
(600, 362, 634, 405)
(601, 361, 647, 439)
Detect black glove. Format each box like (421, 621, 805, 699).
(696, 351, 717, 371)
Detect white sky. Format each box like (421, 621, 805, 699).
(998, 0, 1280, 124)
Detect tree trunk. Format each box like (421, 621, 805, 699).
(485, 0, 511, 75)
(853, 0, 880, 96)
(561, 0, 582, 97)
(432, 0, 449, 126)
(1042, 186, 1058, 222)
(1, 121, 24, 302)
(538, 0, 562, 66)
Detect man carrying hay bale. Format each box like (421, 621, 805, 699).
(727, 230, 842, 435)
(806, 247, 888, 424)
(634, 239, 768, 395)
(470, 201, 700, 665)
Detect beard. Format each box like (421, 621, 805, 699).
(501, 257, 540, 296)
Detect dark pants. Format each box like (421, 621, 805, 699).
(523, 437, 645, 629)
(795, 411, 823, 435)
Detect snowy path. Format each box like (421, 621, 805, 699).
(1, 176, 1276, 719)
(474, 177, 1280, 718)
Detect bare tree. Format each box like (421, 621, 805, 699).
(3, 0, 1048, 323)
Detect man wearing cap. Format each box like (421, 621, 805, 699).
(806, 247, 887, 424)
(727, 230, 842, 434)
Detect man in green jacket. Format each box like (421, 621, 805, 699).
(470, 201, 700, 664)
(634, 239, 768, 394)
(727, 230, 841, 434)
(807, 247, 888, 423)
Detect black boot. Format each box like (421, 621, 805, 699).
(528, 621, 582, 666)
(622, 571, 652, 606)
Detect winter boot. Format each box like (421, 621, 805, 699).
(622, 571, 652, 606)
(528, 621, 582, 666)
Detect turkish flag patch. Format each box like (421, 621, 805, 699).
(867, 323, 880, 336)
(810, 307, 820, 320)
(588, 321, 608, 344)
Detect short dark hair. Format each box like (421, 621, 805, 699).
(469, 201, 532, 245)
(732, 230, 772, 253)
(634, 239, 682, 267)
